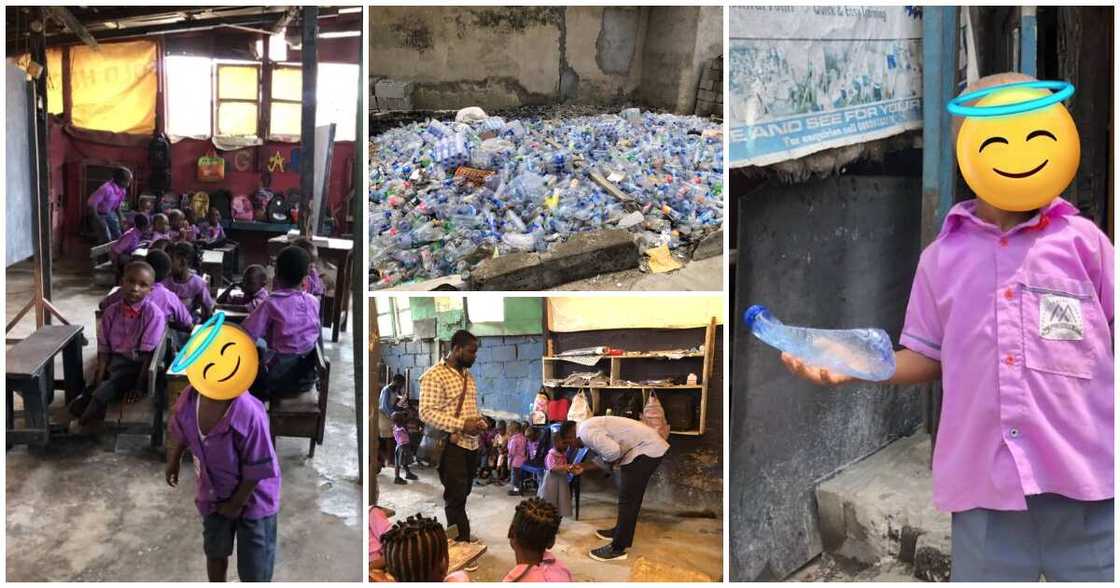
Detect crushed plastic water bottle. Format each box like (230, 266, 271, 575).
(743, 305, 896, 382)
(370, 106, 724, 288)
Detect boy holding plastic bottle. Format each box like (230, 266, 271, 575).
(783, 73, 1113, 581)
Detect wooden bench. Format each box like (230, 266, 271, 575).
(6, 325, 85, 447)
(90, 241, 118, 287)
(268, 340, 330, 458)
(109, 328, 171, 450)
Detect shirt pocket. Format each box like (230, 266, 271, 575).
(1019, 275, 1098, 379)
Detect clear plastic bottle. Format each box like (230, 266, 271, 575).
(743, 305, 896, 382)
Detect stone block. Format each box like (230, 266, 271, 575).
(504, 361, 530, 377)
(516, 341, 541, 360)
(470, 252, 545, 290)
(492, 345, 517, 362)
(692, 228, 723, 261)
(539, 229, 639, 286)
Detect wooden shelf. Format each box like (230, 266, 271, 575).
(542, 353, 703, 361)
(543, 382, 701, 390)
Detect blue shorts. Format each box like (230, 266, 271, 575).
(951, 494, 1113, 581)
(202, 513, 277, 581)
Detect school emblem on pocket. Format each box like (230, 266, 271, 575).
(1040, 294, 1084, 340)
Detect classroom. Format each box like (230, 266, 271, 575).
(5, 6, 363, 581)
(369, 295, 724, 582)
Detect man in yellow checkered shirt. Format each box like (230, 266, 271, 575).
(419, 329, 489, 543)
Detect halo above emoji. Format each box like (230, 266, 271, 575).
(949, 79, 1080, 212)
(170, 313, 259, 400)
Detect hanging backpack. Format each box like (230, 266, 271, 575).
(231, 194, 255, 221)
(197, 151, 225, 182)
(190, 191, 210, 220)
(266, 194, 290, 223)
(567, 389, 592, 423)
(546, 396, 571, 422)
(252, 188, 273, 221)
(641, 392, 670, 440)
(147, 132, 171, 194)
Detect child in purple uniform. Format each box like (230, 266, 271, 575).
(165, 242, 214, 321)
(507, 422, 528, 496)
(292, 238, 325, 299)
(217, 265, 269, 313)
(242, 246, 322, 401)
(166, 370, 281, 581)
(149, 213, 172, 243)
(69, 261, 167, 426)
(198, 207, 227, 248)
(101, 250, 194, 334)
(109, 213, 149, 271)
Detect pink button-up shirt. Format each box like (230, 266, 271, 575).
(502, 551, 573, 582)
(901, 198, 1114, 513)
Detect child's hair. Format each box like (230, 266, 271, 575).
(485, 415, 496, 428)
(167, 209, 184, 224)
(123, 260, 154, 281)
(382, 514, 449, 582)
(525, 426, 539, 440)
(243, 264, 267, 284)
(152, 213, 169, 228)
(169, 241, 194, 263)
(275, 245, 310, 288)
(150, 238, 170, 251)
(183, 207, 197, 223)
(208, 207, 222, 221)
(132, 213, 150, 230)
(146, 250, 172, 282)
(391, 410, 409, 426)
(392, 374, 406, 386)
(497, 419, 506, 430)
(292, 236, 318, 259)
(509, 497, 561, 554)
(509, 421, 522, 434)
(556, 420, 576, 444)
(112, 167, 131, 183)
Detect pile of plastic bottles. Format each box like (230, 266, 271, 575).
(369, 108, 724, 288)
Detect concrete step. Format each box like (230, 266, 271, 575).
(815, 432, 951, 582)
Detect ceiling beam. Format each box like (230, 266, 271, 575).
(45, 7, 99, 50)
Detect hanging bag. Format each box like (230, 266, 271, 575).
(197, 151, 226, 183)
(417, 373, 468, 465)
(567, 389, 592, 423)
(641, 391, 671, 440)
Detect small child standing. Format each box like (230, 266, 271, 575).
(493, 420, 509, 481)
(217, 265, 269, 313)
(392, 411, 418, 485)
(507, 422, 527, 496)
(69, 261, 167, 426)
(504, 498, 573, 582)
(537, 420, 581, 518)
(242, 246, 321, 401)
(166, 379, 281, 581)
(164, 242, 214, 321)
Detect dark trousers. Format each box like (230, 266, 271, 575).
(612, 454, 663, 550)
(92, 355, 144, 404)
(96, 211, 122, 243)
(250, 349, 317, 402)
(438, 443, 479, 542)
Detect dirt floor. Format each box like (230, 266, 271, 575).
(555, 255, 724, 291)
(5, 260, 363, 581)
(786, 554, 921, 582)
(373, 460, 723, 582)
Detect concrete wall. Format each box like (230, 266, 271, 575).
(369, 6, 720, 113)
(729, 175, 926, 580)
(381, 334, 544, 418)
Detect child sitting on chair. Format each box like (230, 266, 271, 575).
(381, 515, 470, 582)
(241, 246, 321, 401)
(292, 237, 325, 299)
(392, 411, 418, 485)
(149, 214, 172, 243)
(110, 213, 149, 271)
(164, 242, 214, 322)
(69, 261, 167, 426)
(166, 349, 281, 582)
(537, 420, 582, 519)
(217, 265, 269, 313)
(198, 207, 227, 248)
(505, 497, 573, 582)
(507, 421, 528, 496)
(101, 250, 193, 335)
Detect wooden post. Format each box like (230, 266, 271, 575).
(352, 21, 365, 487)
(298, 6, 318, 237)
(31, 10, 52, 324)
(369, 297, 380, 507)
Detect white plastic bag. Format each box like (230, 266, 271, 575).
(641, 392, 670, 440)
(567, 389, 592, 422)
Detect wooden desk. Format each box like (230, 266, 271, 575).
(267, 235, 354, 342)
(201, 249, 225, 295)
(6, 325, 85, 446)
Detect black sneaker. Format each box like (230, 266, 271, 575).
(393, 477, 407, 485)
(589, 544, 627, 562)
(595, 527, 616, 541)
(405, 472, 418, 480)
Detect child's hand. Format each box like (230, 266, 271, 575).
(780, 352, 855, 386)
(569, 464, 584, 475)
(216, 501, 243, 519)
(165, 460, 180, 487)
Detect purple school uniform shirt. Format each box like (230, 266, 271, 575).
(97, 297, 166, 358)
(198, 222, 225, 243)
(163, 272, 214, 314)
(169, 387, 281, 520)
(110, 227, 143, 258)
(148, 230, 171, 243)
(101, 283, 193, 330)
(303, 266, 325, 297)
(901, 198, 1114, 513)
(502, 551, 573, 582)
(393, 424, 410, 446)
(230, 287, 269, 313)
(87, 180, 125, 214)
(241, 289, 320, 355)
(507, 433, 527, 468)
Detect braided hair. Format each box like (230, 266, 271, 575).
(508, 497, 561, 554)
(382, 514, 448, 582)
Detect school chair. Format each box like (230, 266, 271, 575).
(268, 339, 331, 458)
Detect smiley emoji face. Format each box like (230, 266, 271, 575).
(956, 86, 1080, 212)
(178, 319, 258, 400)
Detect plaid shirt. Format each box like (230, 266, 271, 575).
(419, 360, 480, 451)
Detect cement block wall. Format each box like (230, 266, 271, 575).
(380, 334, 543, 418)
(369, 6, 720, 113)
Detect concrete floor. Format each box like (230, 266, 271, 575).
(374, 462, 723, 582)
(5, 260, 362, 581)
(555, 255, 724, 291)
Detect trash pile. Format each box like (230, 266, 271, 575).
(369, 107, 724, 288)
